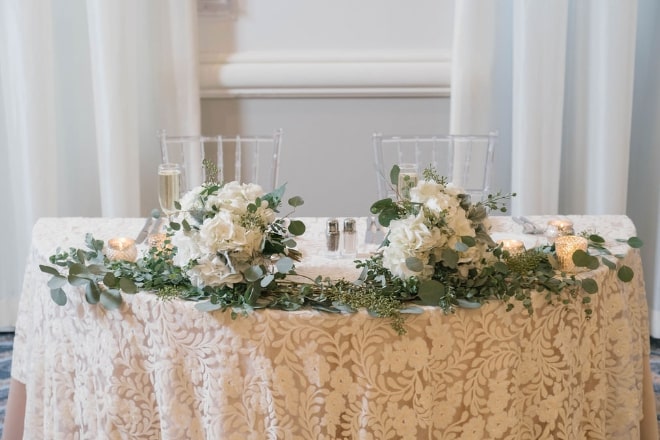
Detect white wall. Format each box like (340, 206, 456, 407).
(198, 1, 458, 216)
(201, 97, 450, 217)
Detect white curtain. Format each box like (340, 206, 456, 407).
(451, 0, 660, 338)
(0, 0, 200, 329)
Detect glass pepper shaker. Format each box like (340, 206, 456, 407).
(326, 218, 340, 257)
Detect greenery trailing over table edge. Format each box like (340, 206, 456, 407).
(39, 166, 643, 335)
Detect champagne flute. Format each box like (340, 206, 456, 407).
(158, 163, 182, 221)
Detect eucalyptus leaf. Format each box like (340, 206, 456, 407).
(572, 250, 599, 270)
(331, 302, 357, 313)
(581, 278, 598, 294)
(68, 274, 90, 287)
(309, 303, 340, 313)
(68, 263, 88, 276)
(389, 164, 401, 186)
(287, 196, 304, 207)
(288, 220, 306, 236)
(119, 277, 138, 294)
(461, 236, 476, 247)
(39, 265, 61, 277)
(601, 257, 617, 270)
(282, 238, 297, 248)
(261, 273, 275, 287)
(245, 284, 261, 305)
(50, 288, 67, 306)
(405, 257, 424, 273)
(440, 249, 459, 269)
(244, 266, 264, 282)
(627, 237, 643, 248)
(456, 298, 482, 309)
(418, 280, 445, 306)
(100, 289, 123, 310)
(103, 272, 118, 288)
(47, 275, 67, 289)
(87, 264, 108, 276)
(589, 234, 605, 244)
(454, 242, 469, 252)
(617, 265, 634, 282)
(85, 282, 101, 304)
(276, 257, 294, 274)
(195, 301, 223, 312)
(571, 250, 591, 267)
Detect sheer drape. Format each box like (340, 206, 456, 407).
(0, 0, 200, 329)
(450, 0, 660, 338)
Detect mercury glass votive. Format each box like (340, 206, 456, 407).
(555, 235, 588, 272)
(545, 219, 575, 244)
(500, 239, 526, 256)
(147, 233, 170, 250)
(106, 237, 138, 262)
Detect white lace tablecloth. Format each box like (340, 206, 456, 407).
(11, 216, 658, 439)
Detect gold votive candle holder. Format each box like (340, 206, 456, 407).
(545, 219, 575, 244)
(555, 235, 588, 272)
(147, 233, 169, 250)
(106, 237, 138, 262)
(500, 239, 526, 256)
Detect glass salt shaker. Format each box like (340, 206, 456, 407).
(341, 218, 357, 258)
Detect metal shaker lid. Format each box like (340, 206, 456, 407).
(326, 218, 339, 233)
(343, 218, 356, 232)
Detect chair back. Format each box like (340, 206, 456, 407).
(158, 129, 283, 192)
(372, 132, 497, 201)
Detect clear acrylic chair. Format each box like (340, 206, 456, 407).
(158, 129, 283, 192)
(372, 132, 497, 201)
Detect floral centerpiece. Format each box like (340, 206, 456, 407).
(169, 181, 304, 293)
(40, 179, 308, 315)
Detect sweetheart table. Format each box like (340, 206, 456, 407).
(5, 216, 658, 439)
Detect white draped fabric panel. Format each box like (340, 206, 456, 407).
(450, 0, 660, 338)
(511, 2, 568, 215)
(0, 0, 200, 329)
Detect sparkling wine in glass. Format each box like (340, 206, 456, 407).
(158, 163, 182, 217)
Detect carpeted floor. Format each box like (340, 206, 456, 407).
(0, 333, 658, 436)
(651, 337, 660, 433)
(0, 332, 13, 438)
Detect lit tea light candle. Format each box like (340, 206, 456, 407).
(106, 237, 138, 262)
(500, 239, 526, 256)
(545, 219, 575, 244)
(555, 235, 588, 272)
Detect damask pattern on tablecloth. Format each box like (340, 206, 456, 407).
(12, 216, 650, 439)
